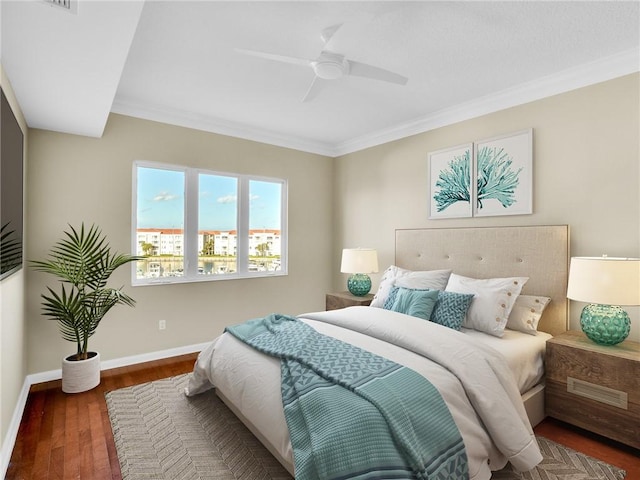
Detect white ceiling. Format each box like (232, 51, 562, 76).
(2, 1, 639, 156)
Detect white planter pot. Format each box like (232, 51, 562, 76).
(62, 351, 101, 393)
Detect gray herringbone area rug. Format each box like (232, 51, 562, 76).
(105, 374, 626, 480)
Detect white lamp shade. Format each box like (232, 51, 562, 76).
(567, 257, 640, 306)
(340, 248, 379, 274)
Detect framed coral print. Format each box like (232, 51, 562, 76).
(473, 129, 533, 217)
(428, 143, 473, 219)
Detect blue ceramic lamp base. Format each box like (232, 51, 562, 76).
(347, 273, 372, 296)
(580, 303, 630, 345)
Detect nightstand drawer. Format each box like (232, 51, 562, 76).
(545, 330, 640, 449)
(325, 292, 373, 311)
(546, 379, 640, 448)
(546, 340, 639, 394)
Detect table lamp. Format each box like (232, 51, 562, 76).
(567, 256, 640, 345)
(340, 248, 378, 296)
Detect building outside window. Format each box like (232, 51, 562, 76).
(133, 161, 287, 285)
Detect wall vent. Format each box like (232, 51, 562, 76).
(567, 377, 628, 410)
(42, 0, 78, 14)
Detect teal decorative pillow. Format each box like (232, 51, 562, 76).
(445, 273, 528, 337)
(370, 266, 452, 308)
(389, 287, 439, 321)
(431, 291, 475, 330)
(383, 286, 401, 310)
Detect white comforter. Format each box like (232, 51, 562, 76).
(186, 306, 542, 480)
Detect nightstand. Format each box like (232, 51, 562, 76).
(545, 330, 640, 449)
(325, 292, 374, 311)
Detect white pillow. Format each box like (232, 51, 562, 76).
(395, 269, 452, 290)
(370, 265, 400, 308)
(370, 266, 452, 308)
(507, 295, 551, 335)
(445, 273, 528, 337)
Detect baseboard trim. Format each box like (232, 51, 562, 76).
(26, 342, 209, 385)
(0, 377, 31, 480)
(0, 342, 208, 479)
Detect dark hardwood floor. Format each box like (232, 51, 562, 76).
(6, 353, 198, 480)
(6, 354, 639, 479)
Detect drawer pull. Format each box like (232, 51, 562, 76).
(567, 377, 628, 409)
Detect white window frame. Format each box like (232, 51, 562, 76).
(132, 160, 288, 286)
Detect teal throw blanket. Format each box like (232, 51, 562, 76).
(226, 313, 468, 480)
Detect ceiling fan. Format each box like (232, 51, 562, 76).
(236, 24, 409, 102)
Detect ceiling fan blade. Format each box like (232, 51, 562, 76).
(301, 76, 326, 102)
(347, 60, 408, 85)
(235, 48, 311, 68)
(320, 23, 343, 46)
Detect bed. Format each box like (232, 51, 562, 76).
(186, 225, 569, 480)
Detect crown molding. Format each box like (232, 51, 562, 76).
(333, 47, 640, 156)
(111, 47, 639, 158)
(110, 99, 337, 157)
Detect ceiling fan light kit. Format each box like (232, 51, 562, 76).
(312, 52, 348, 80)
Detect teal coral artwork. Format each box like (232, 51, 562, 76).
(429, 143, 473, 219)
(474, 129, 532, 217)
(476, 146, 522, 210)
(429, 129, 532, 219)
(434, 149, 471, 212)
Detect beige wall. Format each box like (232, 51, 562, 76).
(19, 73, 640, 376)
(0, 65, 28, 452)
(334, 73, 640, 341)
(26, 114, 334, 373)
(2, 69, 638, 464)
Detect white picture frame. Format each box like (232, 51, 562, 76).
(473, 129, 533, 217)
(428, 143, 473, 219)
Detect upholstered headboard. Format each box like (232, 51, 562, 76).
(395, 225, 569, 336)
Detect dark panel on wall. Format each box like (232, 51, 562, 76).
(1, 87, 25, 280)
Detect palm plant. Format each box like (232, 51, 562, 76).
(31, 223, 142, 361)
(1, 222, 22, 276)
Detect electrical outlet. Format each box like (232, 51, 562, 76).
(159, 319, 166, 330)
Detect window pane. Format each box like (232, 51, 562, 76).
(249, 180, 282, 272)
(198, 173, 238, 275)
(136, 166, 185, 280)
(133, 162, 286, 285)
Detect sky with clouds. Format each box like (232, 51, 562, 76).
(136, 167, 282, 231)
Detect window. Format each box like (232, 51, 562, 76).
(133, 161, 287, 285)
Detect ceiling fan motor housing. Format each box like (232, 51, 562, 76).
(312, 51, 348, 80)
